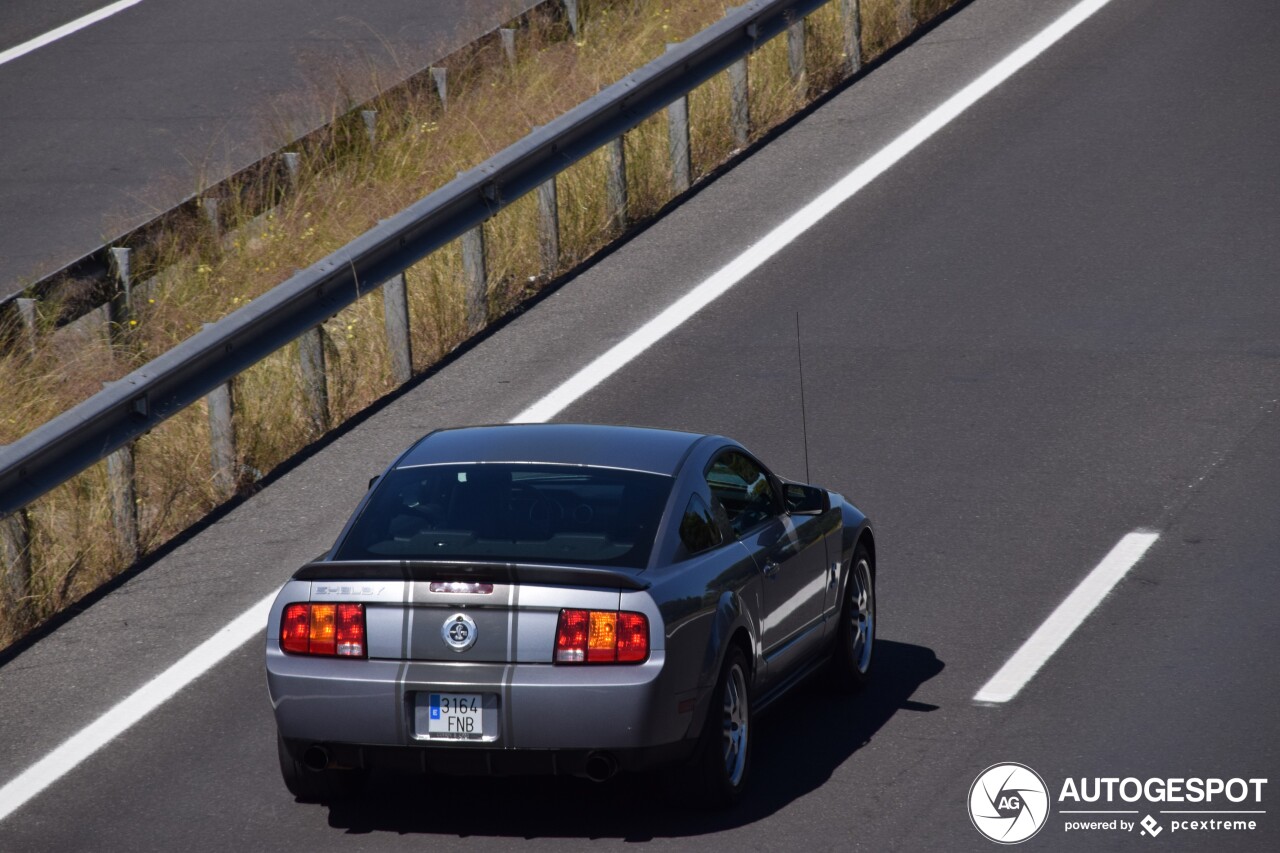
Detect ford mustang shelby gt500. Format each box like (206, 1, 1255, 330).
(266, 424, 876, 806)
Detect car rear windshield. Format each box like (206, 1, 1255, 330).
(334, 463, 674, 569)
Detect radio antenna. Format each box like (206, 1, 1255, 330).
(795, 311, 812, 483)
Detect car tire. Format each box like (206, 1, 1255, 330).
(830, 546, 875, 693)
(690, 645, 752, 809)
(276, 731, 363, 803)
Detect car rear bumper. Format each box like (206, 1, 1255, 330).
(267, 649, 701, 766)
(279, 737, 696, 777)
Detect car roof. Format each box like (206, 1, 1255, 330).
(396, 424, 713, 476)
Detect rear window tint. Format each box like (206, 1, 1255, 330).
(335, 464, 673, 569)
(706, 452, 777, 536)
(678, 493, 723, 555)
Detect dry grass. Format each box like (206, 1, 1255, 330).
(0, 0, 956, 649)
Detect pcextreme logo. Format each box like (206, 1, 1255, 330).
(969, 763, 1051, 844)
(968, 764, 1269, 844)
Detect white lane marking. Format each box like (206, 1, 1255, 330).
(0, 1, 144, 68)
(973, 531, 1160, 705)
(514, 0, 1117, 423)
(0, 0, 1117, 823)
(0, 592, 273, 822)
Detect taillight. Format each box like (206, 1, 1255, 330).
(335, 603, 365, 656)
(309, 603, 336, 656)
(555, 609, 589, 663)
(279, 603, 366, 658)
(587, 611, 617, 662)
(616, 611, 649, 662)
(281, 603, 310, 654)
(555, 609, 648, 664)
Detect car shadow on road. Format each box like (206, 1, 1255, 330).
(324, 639, 943, 840)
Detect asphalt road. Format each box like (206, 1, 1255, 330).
(0, 0, 537, 299)
(1, 0, 1277, 850)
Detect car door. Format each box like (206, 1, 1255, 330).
(705, 451, 827, 682)
(781, 481, 844, 635)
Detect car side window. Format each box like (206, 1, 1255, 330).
(679, 493, 724, 555)
(705, 452, 778, 537)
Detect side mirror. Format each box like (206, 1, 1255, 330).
(368, 475, 381, 491)
(785, 483, 828, 515)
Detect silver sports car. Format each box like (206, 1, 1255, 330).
(266, 423, 876, 807)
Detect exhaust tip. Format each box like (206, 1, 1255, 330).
(303, 745, 330, 771)
(584, 751, 619, 783)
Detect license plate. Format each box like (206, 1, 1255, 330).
(427, 692, 484, 737)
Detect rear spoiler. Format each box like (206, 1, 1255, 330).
(292, 560, 650, 591)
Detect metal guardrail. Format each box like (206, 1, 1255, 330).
(0, 0, 830, 519)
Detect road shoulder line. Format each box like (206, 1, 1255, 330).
(0, 1, 143, 67)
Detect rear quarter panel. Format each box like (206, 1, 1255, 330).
(645, 541, 761, 730)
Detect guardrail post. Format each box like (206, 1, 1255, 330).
(106, 440, 139, 564)
(282, 151, 302, 189)
(361, 110, 378, 145)
(430, 67, 448, 110)
(729, 58, 750, 148)
(202, 197, 220, 240)
(563, 0, 580, 38)
(1, 509, 32, 624)
(297, 326, 330, 434)
(201, 320, 239, 500)
(605, 136, 628, 230)
(897, 0, 915, 36)
(207, 378, 238, 500)
(382, 273, 413, 385)
(462, 224, 488, 333)
(500, 28, 517, 67)
(537, 178, 560, 275)
(840, 0, 863, 76)
(107, 247, 132, 338)
(665, 44, 691, 194)
(787, 16, 807, 89)
(16, 297, 38, 358)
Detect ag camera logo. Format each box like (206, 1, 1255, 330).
(969, 763, 1050, 844)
